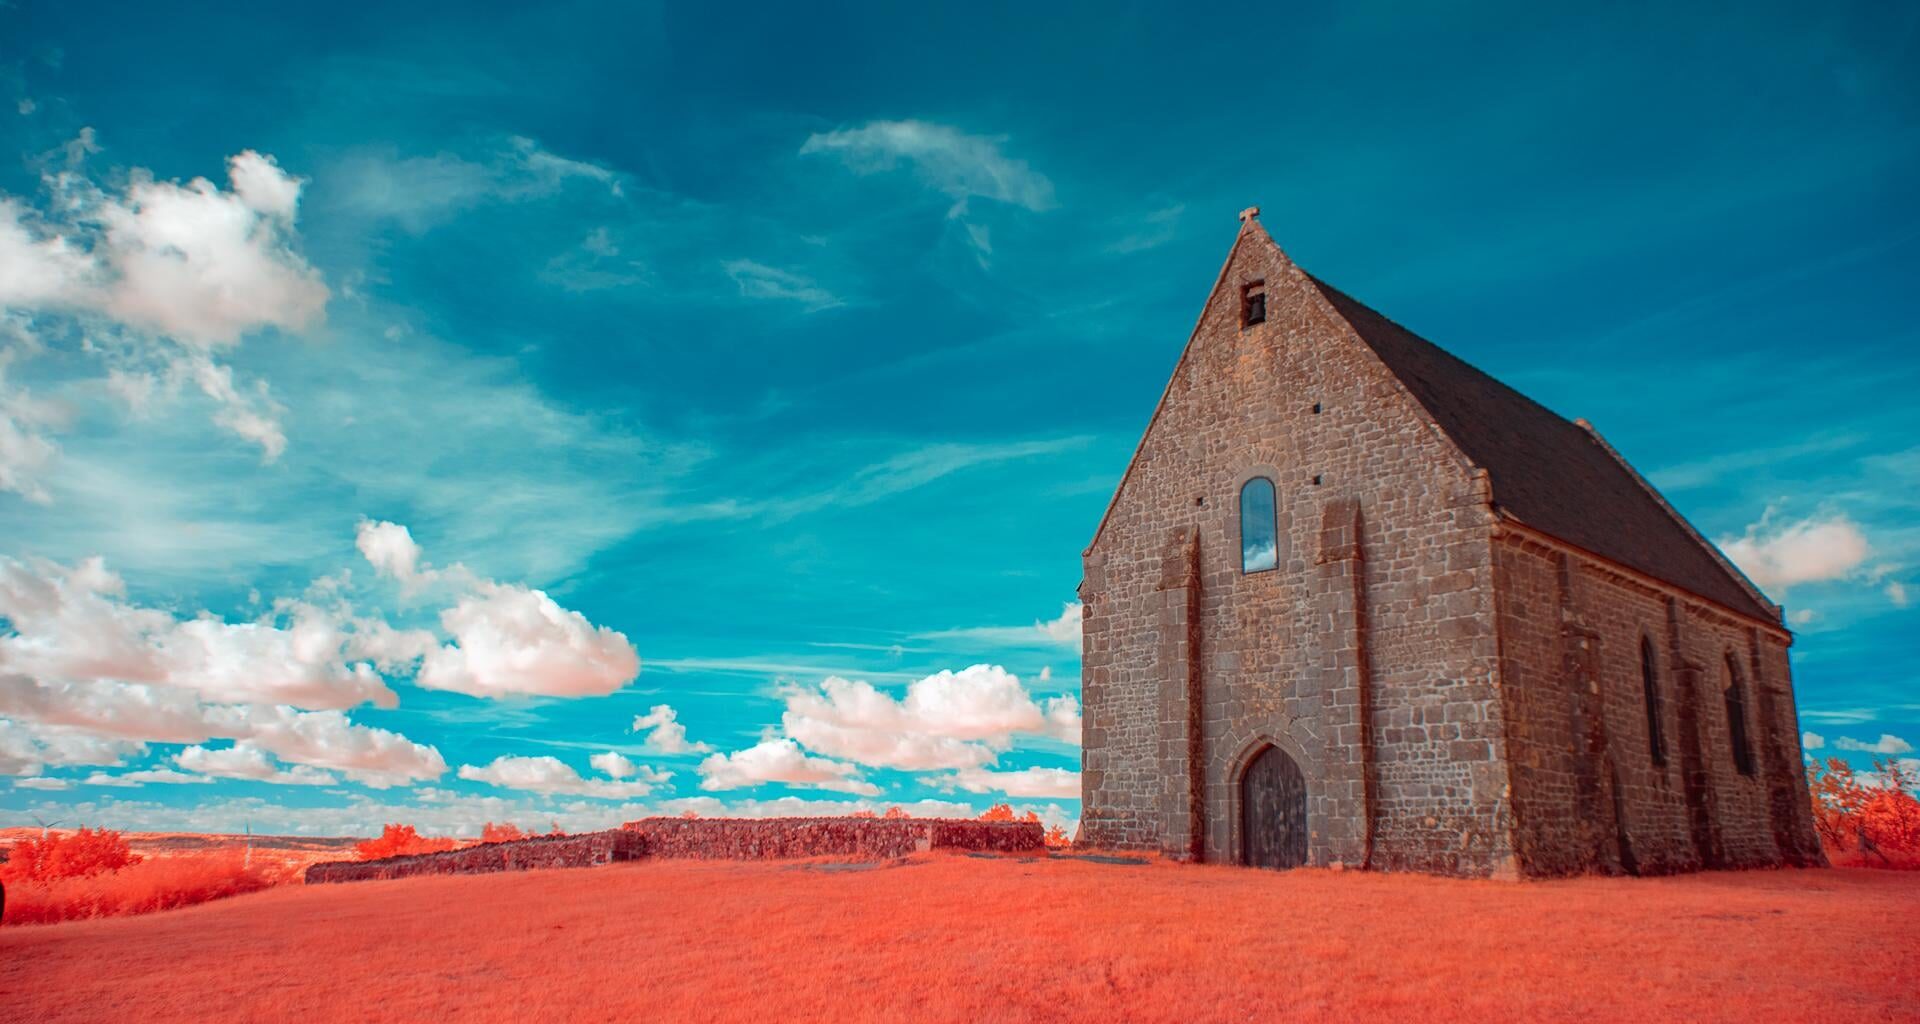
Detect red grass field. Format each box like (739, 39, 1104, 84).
(3, 854, 1915, 1023)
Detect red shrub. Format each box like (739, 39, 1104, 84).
(1, 828, 140, 883)
(354, 825, 457, 861)
(882, 806, 909, 819)
(3, 851, 286, 925)
(848, 810, 877, 819)
(479, 823, 530, 844)
(1043, 824, 1070, 848)
(978, 804, 1015, 822)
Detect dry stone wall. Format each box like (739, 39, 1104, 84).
(620, 817, 1044, 860)
(305, 818, 1045, 884)
(305, 829, 644, 884)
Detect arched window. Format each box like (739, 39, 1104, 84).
(1640, 637, 1667, 767)
(1724, 653, 1755, 776)
(1239, 477, 1278, 573)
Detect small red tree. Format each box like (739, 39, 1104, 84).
(1808, 758, 1870, 849)
(1857, 760, 1920, 855)
(1043, 824, 1070, 848)
(882, 806, 909, 820)
(354, 824, 457, 861)
(479, 822, 529, 844)
(979, 804, 1016, 822)
(0, 827, 140, 882)
(1807, 757, 1920, 866)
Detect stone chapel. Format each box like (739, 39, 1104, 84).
(1078, 209, 1825, 877)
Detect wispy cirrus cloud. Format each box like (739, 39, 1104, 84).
(800, 119, 1055, 215)
(916, 601, 1082, 649)
(722, 259, 843, 312)
(332, 136, 625, 232)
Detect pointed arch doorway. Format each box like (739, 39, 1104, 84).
(1240, 744, 1309, 869)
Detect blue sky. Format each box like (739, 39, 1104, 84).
(0, 1, 1915, 835)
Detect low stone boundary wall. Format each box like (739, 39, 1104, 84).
(305, 829, 644, 884)
(619, 816, 1044, 860)
(305, 817, 1044, 884)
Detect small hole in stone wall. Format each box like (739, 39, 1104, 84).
(1312, 403, 1322, 414)
(1312, 474, 1323, 486)
(1194, 496, 1205, 507)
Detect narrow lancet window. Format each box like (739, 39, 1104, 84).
(1725, 653, 1755, 776)
(1641, 637, 1667, 767)
(1240, 477, 1278, 573)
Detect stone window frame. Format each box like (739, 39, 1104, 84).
(1238, 476, 1281, 574)
(1233, 462, 1288, 576)
(1640, 635, 1668, 767)
(1723, 651, 1756, 777)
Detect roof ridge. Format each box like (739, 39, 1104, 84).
(1303, 271, 1780, 625)
(1573, 419, 1783, 625)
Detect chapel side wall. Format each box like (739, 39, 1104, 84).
(1083, 231, 1515, 875)
(1493, 531, 1817, 875)
(1489, 536, 1593, 877)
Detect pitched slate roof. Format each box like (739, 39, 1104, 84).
(1306, 275, 1780, 625)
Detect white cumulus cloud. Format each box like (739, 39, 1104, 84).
(0, 139, 329, 470)
(418, 582, 638, 698)
(780, 664, 1080, 772)
(356, 519, 640, 699)
(1720, 511, 1869, 592)
(175, 741, 339, 786)
(937, 765, 1081, 799)
(630, 704, 711, 754)
(458, 753, 669, 799)
(0, 554, 400, 710)
(697, 737, 878, 796)
(1833, 734, 1913, 755)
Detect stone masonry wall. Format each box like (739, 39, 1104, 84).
(1081, 223, 1515, 876)
(620, 817, 1044, 860)
(306, 819, 1045, 885)
(1492, 531, 1823, 876)
(306, 829, 645, 884)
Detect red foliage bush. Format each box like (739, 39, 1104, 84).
(881, 806, 909, 819)
(1807, 758, 1920, 868)
(479, 823, 530, 844)
(1, 828, 140, 883)
(354, 825, 457, 861)
(2, 851, 288, 926)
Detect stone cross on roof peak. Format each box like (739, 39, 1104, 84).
(1239, 205, 1261, 224)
